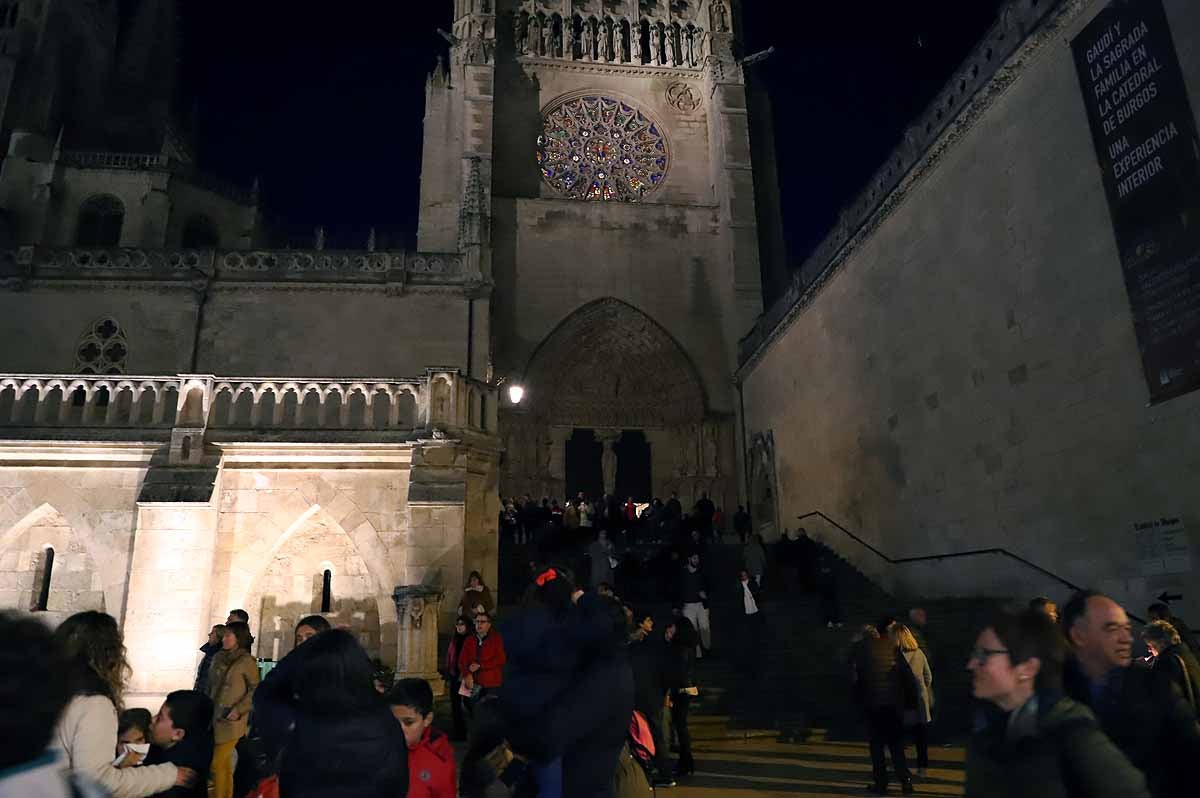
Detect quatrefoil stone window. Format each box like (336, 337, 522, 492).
(537, 95, 669, 202)
(75, 317, 128, 374)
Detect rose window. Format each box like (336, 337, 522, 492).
(537, 95, 669, 202)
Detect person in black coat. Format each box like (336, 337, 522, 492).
(251, 615, 331, 770)
(145, 690, 215, 798)
(462, 568, 634, 798)
(1143, 620, 1200, 714)
(1063, 591, 1200, 798)
(628, 609, 672, 787)
(662, 616, 698, 779)
(193, 625, 225, 693)
(278, 630, 407, 798)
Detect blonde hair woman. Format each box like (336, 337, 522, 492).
(893, 624, 934, 777)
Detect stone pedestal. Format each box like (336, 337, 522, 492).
(393, 584, 446, 695)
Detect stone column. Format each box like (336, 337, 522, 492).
(123, 500, 218, 709)
(597, 428, 620, 496)
(393, 585, 446, 695)
(547, 426, 570, 482)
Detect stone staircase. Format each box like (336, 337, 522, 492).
(493, 533, 1007, 742)
(688, 539, 1007, 743)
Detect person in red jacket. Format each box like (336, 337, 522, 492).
(459, 611, 506, 713)
(387, 678, 457, 798)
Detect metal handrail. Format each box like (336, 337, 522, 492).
(796, 510, 1085, 592)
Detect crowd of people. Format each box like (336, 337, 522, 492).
(846, 591, 1200, 797)
(5, 523, 1200, 798)
(499, 492, 751, 551)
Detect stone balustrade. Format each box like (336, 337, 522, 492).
(8, 246, 470, 286)
(59, 151, 256, 204)
(0, 371, 498, 436)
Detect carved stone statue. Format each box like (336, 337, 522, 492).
(650, 24, 661, 66)
(530, 15, 542, 55)
(703, 422, 719, 476)
(691, 28, 707, 65)
(600, 430, 619, 495)
(542, 17, 554, 56)
(712, 0, 728, 32)
(664, 26, 676, 66)
(517, 15, 529, 54)
(564, 18, 575, 59)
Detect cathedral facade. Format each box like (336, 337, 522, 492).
(0, 0, 767, 705)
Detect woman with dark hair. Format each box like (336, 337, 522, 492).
(443, 616, 472, 740)
(293, 613, 330, 648)
(278, 629, 407, 798)
(964, 608, 1149, 797)
(52, 611, 193, 797)
(459, 571, 495, 618)
(206, 621, 258, 798)
(251, 614, 332, 780)
(662, 615, 698, 779)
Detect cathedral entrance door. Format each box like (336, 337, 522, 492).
(615, 430, 651, 501)
(565, 428, 603, 500)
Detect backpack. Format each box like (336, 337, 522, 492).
(612, 742, 655, 798)
(628, 709, 656, 769)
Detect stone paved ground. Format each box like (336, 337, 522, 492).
(665, 733, 966, 798)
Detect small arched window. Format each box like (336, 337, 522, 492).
(76, 195, 125, 247)
(320, 569, 333, 613)
(32, 546, 54, 611)
(75, 317, 128, 375)
(181, 214, 219, 248)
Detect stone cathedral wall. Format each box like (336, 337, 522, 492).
(741, 0, 1200, 621)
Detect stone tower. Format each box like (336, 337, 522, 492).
(419, 0, 766, 508)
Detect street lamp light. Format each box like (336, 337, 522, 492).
(507, 384, 525, 405)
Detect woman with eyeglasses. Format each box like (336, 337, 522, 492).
(964, 608, 1149, 797)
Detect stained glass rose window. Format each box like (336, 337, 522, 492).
(537, 95, 669, 202)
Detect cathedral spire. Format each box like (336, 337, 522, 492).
(108, 0, 180, 151)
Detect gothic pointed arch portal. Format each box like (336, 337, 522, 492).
(502, 299, 729, 507)
(525, 298, 706, 429)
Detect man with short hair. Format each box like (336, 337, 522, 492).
(459, 611, 506, 712)
(678, 552, 711, 658)
(1062, 590, 1200, 798)
(144, 691, 215, 798)
(225, 609, 249, 626)
(733, 505, 752, 544)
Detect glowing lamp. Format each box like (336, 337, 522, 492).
(508, 384, 525, 405)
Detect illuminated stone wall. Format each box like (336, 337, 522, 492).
(0, 374, 501, 709)
(739, 0, 1200, 621)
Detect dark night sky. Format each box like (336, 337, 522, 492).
(180, 1, 1005, 259)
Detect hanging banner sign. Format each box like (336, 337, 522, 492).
(1071, 0, 1200, 403)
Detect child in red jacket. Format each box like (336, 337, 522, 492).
(387, 678, 457, 798)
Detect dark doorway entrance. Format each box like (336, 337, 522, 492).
(565, 428, 603, 500)
(615, 429, 651, 501)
